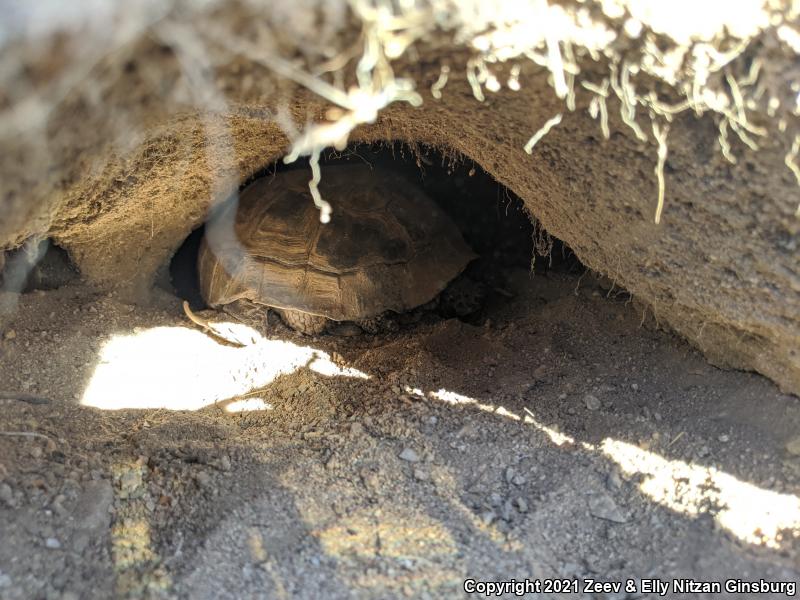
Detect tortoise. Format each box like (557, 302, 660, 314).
(197, 164, 477, 335)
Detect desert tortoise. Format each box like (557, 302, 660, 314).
(198, 164, 476, 335)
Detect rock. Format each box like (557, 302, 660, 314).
(0, 572, 11, 588)
(718, 434, 730, 443)
(501, 499, 513, 521)
(561, 561, 581, 577)
(0, 482, 14, 507)
(218, 455, 232, 471)
(195, 471, 212, 487)
(52, 497, 68, 518)
(504, 467, 516, 484)
(584, 394, 601, 410)
(45, 537, 61, 549)
(481, 510, 495, 525)
(399, 448, 420, 463)
(413, 468, 429, 481)
(588, 491, 627, 523)
(349, 422, 364, 436)
(515, 498, 528, 513)
(512, 475, 526, 486)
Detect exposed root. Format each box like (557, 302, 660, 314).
(524, 113, 563, 154)
(652, 121, 670, 224)
(430, 64, 450, 99)
(785, 134, 800, 216)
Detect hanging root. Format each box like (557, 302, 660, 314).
(524, 113, 563, 154)
(652, 122, 670, 224)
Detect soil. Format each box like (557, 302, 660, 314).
(1, 266, 799, 599)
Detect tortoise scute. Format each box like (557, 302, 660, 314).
(198, 164, 476, 324)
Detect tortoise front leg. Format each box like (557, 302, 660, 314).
(276, 309, 328, 335)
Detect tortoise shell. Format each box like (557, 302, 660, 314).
(198, 164, 475, 322)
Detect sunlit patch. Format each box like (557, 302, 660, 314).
(314, 510, 463, 593)
(403, 385, 425, 398)
(308, 356, 369, 379)
(111, 459, 172, 595)
(430, 389, 475, 405)
(223, 397, 272, 413)
(395, 385, 800, 550)
(81, 324, 369, 410)
(521, 408, 580, 447)
(317, 511, 456, 560)
(429, 388, 521, 420)
(602, 438, 800, 548)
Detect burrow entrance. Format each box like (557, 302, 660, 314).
(0, 238, 79, 294)
(169, 143, 582, 330)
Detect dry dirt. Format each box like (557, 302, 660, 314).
(1, 265, 799, 599)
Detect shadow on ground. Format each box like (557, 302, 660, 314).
(0, 269, 798, 599)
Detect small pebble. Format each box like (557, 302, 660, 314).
(3, 329, 16, 340)
(515, 497, 528, 513)
(195, 471, 212, 487)
(349, 422, 363, 436)
(399, 448, 420, 463)
(413, 468, 429, 481)
(504, 467, 516, 484)
(501, 500, 513, 521)
(584, 394, 601, 411)
(718, 434, 730, 443)
(588, 491, 627, 523)
(45, 537, 61, 549)
(0, 483, 13, 506)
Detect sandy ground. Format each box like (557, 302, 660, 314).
(0, 267, 799, 599)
